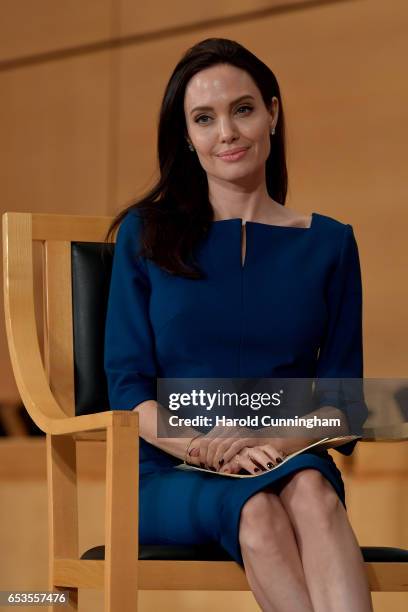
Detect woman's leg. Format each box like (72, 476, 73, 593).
(238, 491, 314, 612)
(278, 469, 373, 612)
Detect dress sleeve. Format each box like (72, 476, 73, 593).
(315, 224, 368, 455)
(104, 211, 158, 410)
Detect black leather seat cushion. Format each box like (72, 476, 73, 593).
(80, 544, 408, 562)
(81, 543, 233, 561)
(71, 241, 113, 416)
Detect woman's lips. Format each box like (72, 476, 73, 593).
(217, 148, 249, 162)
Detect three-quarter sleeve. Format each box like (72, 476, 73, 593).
(315, 224, 368, 455)
(104, 211, 158, 410)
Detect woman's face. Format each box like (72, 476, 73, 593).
(183, 63, 278, 182)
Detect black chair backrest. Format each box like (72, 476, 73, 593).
(71, 241, 114, 416)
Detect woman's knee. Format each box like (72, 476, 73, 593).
(238, 491, 292, 551)
(279, 469, 341, 523)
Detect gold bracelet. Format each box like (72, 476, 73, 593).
(184, 433, 203, 465)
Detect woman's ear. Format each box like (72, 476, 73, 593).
(269, 96, 279, 127)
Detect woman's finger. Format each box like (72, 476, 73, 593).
(219, 437, 278, 466)
(186, 436, 205, 467)
(190, 433, 240, 470)
(195, 426, 228, 468)
(200, 430, 251, 470)
(219, 445, 286, 474)
(260, 444, 287, 463)
(216, 447, 251, 475)
(205, 437, 236, 471)
(243, 447, 284, 471)
(218, 455, 242, 475)
(197, 435, 214, 468)
(220, 450, 258, 475)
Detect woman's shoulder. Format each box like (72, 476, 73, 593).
(314, 212, 355, 246)
(315, 211, 351, 230)
(114, 208, 147, 266)
(314, 213, 360, 269)
(283, 206, 351, 235)
(115, 208, 145, 246)
(120, 207, 143, 227)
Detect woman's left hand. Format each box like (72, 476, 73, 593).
(217, 435, 317, 474)
(218, 442, 286, 475)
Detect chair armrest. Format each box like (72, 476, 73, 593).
(47, 410, 139, 435)
(3, 212, 140, 436)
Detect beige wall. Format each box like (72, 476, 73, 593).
(0, 1, 407, 608)
(1, 0, 408, 399)
(0, 0, 407, 485)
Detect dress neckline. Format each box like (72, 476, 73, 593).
(211, 212, 317, 231)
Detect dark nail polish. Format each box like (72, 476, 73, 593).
(254, 467, 259, 472)
(267, 462, 274, 469)
(219, 458, 224, 466)
(276, 458, 282, 464)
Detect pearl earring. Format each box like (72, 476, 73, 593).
(270, 127, 275, 135)
(187, 141, 195, 151)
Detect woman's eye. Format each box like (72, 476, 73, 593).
(194, 105, 253, 124)
(236, 105, 253, 114)
(195, 115, 211, 125)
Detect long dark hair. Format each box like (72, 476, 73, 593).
(104, 37, 288, 278)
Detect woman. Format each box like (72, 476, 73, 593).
(104, 38, 372, 612)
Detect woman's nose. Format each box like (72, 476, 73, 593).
(218, 118, 239, 141)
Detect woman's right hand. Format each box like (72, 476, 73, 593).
(217, 443, 286, 475)
(186, 426, 284, 472)
(186, 425, 250, 470)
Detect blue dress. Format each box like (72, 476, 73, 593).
(104, 209, 365, 566)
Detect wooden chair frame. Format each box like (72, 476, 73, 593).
(2, 211, 408, 611)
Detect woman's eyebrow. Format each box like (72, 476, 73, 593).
(190, 94, 255, 115)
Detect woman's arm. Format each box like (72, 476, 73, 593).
(132, 399, 203, 462)
(314, 224, 368, 455)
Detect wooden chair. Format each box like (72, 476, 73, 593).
(2, 211, 408, 611)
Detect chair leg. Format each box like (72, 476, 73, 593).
(104, 413, 140, 611)
(46, 434, 79, 611)
(48, 587, 78, 611)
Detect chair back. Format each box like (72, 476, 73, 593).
(71, 240, 113, 415)
(2, 212, 115, 419)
